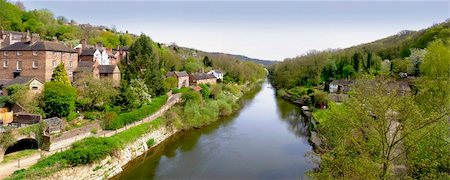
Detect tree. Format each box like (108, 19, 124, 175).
(163, 76, 177, 91)
(352, 51, 363, 72)
(122, 34, 163, 95)
(74, 73, 118, 111)
(342, 64, 354, 78)
(118, 79, 152, 110)
(313, 78, 449, 179)
(203, 56, 212, 67)
(407, 48, 426, 76)
(43, 82, 76, 117)
(420, 40, 450, 79)
(51, 62, 70, 85)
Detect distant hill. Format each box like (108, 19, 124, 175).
(207, 52, 276, 66)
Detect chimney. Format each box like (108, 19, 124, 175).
(21, 30, 30, 42)
(96, 42, 103, 50)
(30, 33, 40, 45)
(80, 39, 86, 49)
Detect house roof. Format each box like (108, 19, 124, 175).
(166, 71, 189, 77)
(5, 76, 41, 87)
(79, 49, 96, 56)
(0, 41, 76, 53)
(330, 79, 352, 86)
(190, 73, 216, 80)
(74, 61, 95, 72)
(98, 65, 118, 74)
(192, 86, 202, 91)
(44, 117, 63, 127)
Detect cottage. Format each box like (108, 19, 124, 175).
(189, 73, 217, 86)
(3, 76, 43, 95)
(166, 71, 189, 88)
(44, 117, 64, 134)
(329, 79, 352, 94)
(0, 37, 78, 82)
(75, 39, 128, 65)
(73, 61, 121, 86)
(207, 70, 224, 80)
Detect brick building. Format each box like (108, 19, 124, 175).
(189, 73, 217, 86)
(0, 37, 78, 83)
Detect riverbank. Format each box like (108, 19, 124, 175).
(5, 80, 264, 180)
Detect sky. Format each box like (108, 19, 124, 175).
(17, 0, 450, 61)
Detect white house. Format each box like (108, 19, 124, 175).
(207, 70, 224, 80)
(329, 79, 352, 94)
(93, 49, 110, 65)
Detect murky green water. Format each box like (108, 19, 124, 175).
(114, 80, 316, 179)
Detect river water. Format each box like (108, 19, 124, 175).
(114, 80, 316, 179)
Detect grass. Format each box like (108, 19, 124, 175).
(7, 118, 163, 180)
(103, 95, 168, 130)
(1, 150, 39, 164)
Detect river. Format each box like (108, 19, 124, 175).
(113, 80, 316, 179)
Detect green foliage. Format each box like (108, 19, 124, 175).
(181, 90, 202, 104)
(146, 139, 155, 147)
(0, 129, 16, 148)
(121, 34, 163, 96)
(43, 82, 76, 117)
(103, 95, 167, 130)
(420, 40, 450, 79)
(74, 73, 118, 111)
(163, 76, 177, 91)
(6, 84, 26, 97)
(7, 119, 162, 180)
(199, 84, 210, 99)
(118, 78, 152, 110)
(51, 63, 70, 85)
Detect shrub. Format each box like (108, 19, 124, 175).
(66, 111, 78, 121)
(146, 139, 155, 147)
(43, 82, 76, 117)
(182, 91, 202, 104)
(199, 84, 210, 99)
(103, 95, 168, 130)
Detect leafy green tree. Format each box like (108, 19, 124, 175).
(203, 56, 213, 67)
(420, 40, 450, 79)
(74, 73, 118, 111)
(407, 48, 427, 76)
(122, 34, 163, 95)
(118, 78, 152, 110)
(43, 82, 76, 117)
(51, 62, 70, 85)
(342, 64, 354, 78)
(163, 76, 177, 91)
(352, 51, 363, 72)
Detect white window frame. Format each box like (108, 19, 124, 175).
(69, 60, 73, 68)
(52, 60, 57, 68)
(3, 60, 8, 68)
(3, 52, 8, 56)
(32, 60, 38, 69)
(53, 52, 57, 57)
(70, 53, 73, 59)
(33, 51, 38, 56)
(16, 51, 22, 56)
(16, 60, 22, 70)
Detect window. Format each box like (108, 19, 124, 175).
(53, 52, 57, 56)
(16, 61, 22, 70)
(3, 60, 8, 68)
(3, 52, 8, 56)
(62, 53, 65, 57)
(70, 53, 74, 59)
(69, 60, 73, 68)
(32, 87, 38, 90)
(16, 51, 22, 56)
(33, 51, 38, 56)
(32, 60, 38, 69)
(52, 60, 57, 68)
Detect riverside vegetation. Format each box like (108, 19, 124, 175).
(269, 22, 450, 179)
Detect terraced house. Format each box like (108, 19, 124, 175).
(0, 36, 78, 84)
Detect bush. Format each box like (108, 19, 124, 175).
(66, 111, 77, 121)
(182, 91, 202, 104)
(146, 139, 155, 147)
(43, 82, 76, 117)
(103, 95, 168, 130)
(199, 84, 210, 99)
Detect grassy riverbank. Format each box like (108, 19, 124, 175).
(7, 119, 163, 180)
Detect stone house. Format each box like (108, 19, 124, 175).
(207, 70, 224, 80)
(3, 76, 44, 95)
(329, 79, 352, 94)
(0, 37, 78, 83)
(166, 71, 189, 88)
(73, 61, 121, 86)
(189, 73, 217, 86)
(0, 30, 33, 49)
(75, 39, 128, 65)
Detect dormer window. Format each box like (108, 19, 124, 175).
(3, 52, 8, 56)
(33, 51, 38, 56)
(16, 51, 22, 56)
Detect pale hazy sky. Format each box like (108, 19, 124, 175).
(18, 1, 450, 60)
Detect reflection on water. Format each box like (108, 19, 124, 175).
(113, 80, 315, 179)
